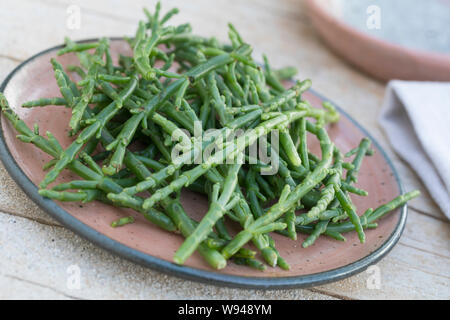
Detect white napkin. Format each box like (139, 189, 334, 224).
(379, 80, 450, 218)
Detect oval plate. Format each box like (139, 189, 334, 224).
(0, 39, 406, 289)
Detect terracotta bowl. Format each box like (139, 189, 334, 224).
(0, 39, 407, 289)
(305, 0, 450, 82)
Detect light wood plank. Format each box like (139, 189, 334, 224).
(315, 206, 450, 299)
(0, 274, 75, 300)
(317, 242, 449, 299)
(401, 209, 450, 257)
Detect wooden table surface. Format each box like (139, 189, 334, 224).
(0, 0, 448, 300)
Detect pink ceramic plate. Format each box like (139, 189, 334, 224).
(0, 39, 407, 288)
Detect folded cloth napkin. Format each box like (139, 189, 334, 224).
(379, 80, 450, 218)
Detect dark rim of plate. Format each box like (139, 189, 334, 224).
(0, 38, 407, 289)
